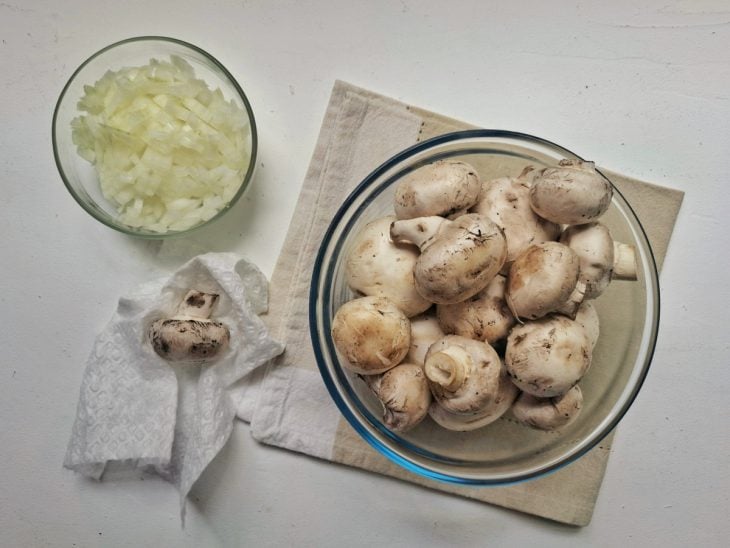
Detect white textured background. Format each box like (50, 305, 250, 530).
(1, 1, 728, 546)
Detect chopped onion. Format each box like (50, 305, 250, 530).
(71, 56, 251, 232)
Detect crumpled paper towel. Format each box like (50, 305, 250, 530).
(64, 252, 285, 516)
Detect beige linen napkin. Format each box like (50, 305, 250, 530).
(245, 80, 683, 526)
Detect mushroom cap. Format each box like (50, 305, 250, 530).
(345, 216, 432, 317)
(331, 296, 410, 375)
(511, 385, 583, 431)
(424, 335, 503, 415)
(472, 171, 561, 264)
(574, 301, 600, 349)
(428, 369, 518, 431)
(406, 313, 444, 367)
(367, 362, 431, 432)
(529, 160, 613, 225)
(436, 274, 515, 344)
(560, 222, 614, 300)
(394, 160, 482, 219)
(413, 213, 507, 304)
(149, 318, 230, 363)
(506, 241, 580, 321)
(505, 315, 592, 397)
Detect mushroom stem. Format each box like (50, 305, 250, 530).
(613, 242, 638, 280)
(424, 346, 471, 392)
(176, 290, 219, 319)
(390, 216, 449, 250)
(555, 280, 587, 319)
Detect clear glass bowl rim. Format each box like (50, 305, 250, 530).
(51, 35, 258, 238)
(309, 128, 660, 485)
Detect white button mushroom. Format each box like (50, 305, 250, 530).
(365, 363, 432, 432)
(559, 222, 613, 300)
(394, 160, 482, 219)
(406, 313, 445, 367)
(423, 335, 503, 415)
(428, 371, 518, 431)
(148, 290, 230, 363)
(471, 168, 561, 267)
(331, 296, 410, 375)
(529, 160, 613, 225)
(560, 222, 638, 300)
(390, 213, 507, 304)
(436, 274, 515, 345)
(505, 315, 592, 398)
(505, 241, 584, 321)
(511, 385, 583, 431)
(345, 216, 432, 317)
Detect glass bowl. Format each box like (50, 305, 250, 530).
(310, 130, 659, 484)
(52, 36, 257, 238)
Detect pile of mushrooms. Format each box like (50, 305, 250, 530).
(332, 158, 637, 433)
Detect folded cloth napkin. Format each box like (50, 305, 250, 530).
(64, 252, 285, 517)
(234, 81, 684, 527)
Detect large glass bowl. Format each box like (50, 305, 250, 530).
(52, 36, 257, 238)
(310, 130, 659, 484)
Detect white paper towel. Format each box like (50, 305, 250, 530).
(64, 252, 285, 517)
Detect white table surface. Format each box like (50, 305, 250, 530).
(2, 1, 729, 546)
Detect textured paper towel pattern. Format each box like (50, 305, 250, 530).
(248, 81, 684, 526)
(65, 253, 285, 511)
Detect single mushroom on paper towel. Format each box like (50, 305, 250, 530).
(148, 289, 230, 363)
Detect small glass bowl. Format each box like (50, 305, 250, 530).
(310, 130, 659, 484)
(52, 36, 257, 238)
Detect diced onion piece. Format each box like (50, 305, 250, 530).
(71, 55, 251, 232)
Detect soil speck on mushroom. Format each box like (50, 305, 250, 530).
(148, 290, 230, 364)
